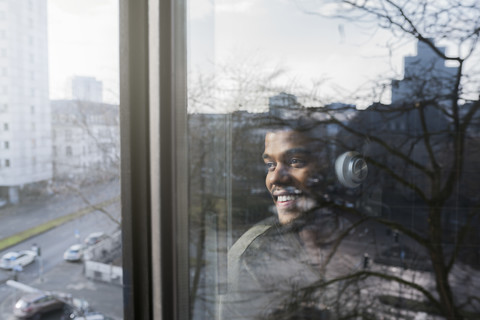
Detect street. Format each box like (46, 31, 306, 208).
(0, 180, 123, 319)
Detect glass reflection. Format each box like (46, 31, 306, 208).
(188, 38, 480, 319)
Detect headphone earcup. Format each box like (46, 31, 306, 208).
(335, 151, 368, 188)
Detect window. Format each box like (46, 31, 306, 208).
(0, 2, 122, 319)
(121, 0, 480, 319)
(65, 129, 72, 141)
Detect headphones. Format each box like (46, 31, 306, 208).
(334, 151, 368, 188)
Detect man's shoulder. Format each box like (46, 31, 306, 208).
(228, 216, 276, 261)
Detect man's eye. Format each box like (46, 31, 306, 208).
(265, 162, 276, 171)
(289, 158, 306, 167)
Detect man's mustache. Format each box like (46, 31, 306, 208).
(271, 186, 303, 194)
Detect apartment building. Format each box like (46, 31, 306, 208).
(0, 0, 51, 204)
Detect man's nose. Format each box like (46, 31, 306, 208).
(269, 163, 291, 185)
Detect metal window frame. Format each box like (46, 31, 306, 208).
(120, 0, 188, 319)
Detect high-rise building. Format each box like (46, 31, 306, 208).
(0, 0, 52, 204)
(392, 39, 457, 105)
(71, 76, 103, 103)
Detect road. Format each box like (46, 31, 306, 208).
(0, 183, 122, 319)
(0, 179, 120, 240)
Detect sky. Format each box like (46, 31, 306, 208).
(189, 0, 421, 110)
(47, 0, 420, 108)
(48, 0, 119, 104)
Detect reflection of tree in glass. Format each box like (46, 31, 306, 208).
(189, 1, 480, 318)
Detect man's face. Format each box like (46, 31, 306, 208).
(262, 130, 322, 224)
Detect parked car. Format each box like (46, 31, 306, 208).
(0, 250, 36, 270)
(13, 292, 66, 319)
(84, 232, 108, 246)
(63, 244, 84, 262)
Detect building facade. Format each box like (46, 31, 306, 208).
(51, 100, 119, 183)
(391, 39, 457, 105)
(0, 0, 52, 204)
(70, 76, 103, 103)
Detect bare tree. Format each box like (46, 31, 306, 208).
(51, 99, 121, 227)
(187, 3, 480, 317)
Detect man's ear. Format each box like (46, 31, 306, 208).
(334, 151, 368, 188)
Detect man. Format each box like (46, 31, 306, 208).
(221, 120, 364, 319)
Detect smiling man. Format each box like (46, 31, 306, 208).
(262, 129, 325, 225)
(220, 119, 354, 320)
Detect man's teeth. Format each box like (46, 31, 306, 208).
(277, 195, 299, 202)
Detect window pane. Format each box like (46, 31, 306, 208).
(0, 0, 122, 319)
(187, 1, 480, 319)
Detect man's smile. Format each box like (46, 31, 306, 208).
(277, 194, 300, 202)
(272, 187, 305, 210)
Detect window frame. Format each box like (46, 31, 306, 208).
(120, 0, 188, 319)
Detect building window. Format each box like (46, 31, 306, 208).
(66, 129, 72, 141)
(5, 159, 9, 167)
(3, 123, 8, 131)
(4, 141, 8, 149)
(31, 105, 35, 114)
(66, 146, 72, 156)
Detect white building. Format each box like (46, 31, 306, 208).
(51, 100, 119, 183)
(70, 76, 103, 103)
(0, 0, 52, 204)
